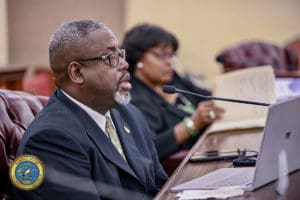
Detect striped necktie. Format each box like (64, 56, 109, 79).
(105, 116, 127, 161)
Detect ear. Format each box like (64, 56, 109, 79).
(67, 61, 84, 84)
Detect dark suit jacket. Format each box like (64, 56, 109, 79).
(13, 90, 167, 200)
(130, 73, 211, 159)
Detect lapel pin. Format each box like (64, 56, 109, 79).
(124, 126, 130, 134)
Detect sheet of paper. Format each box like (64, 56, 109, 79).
(209, 66, 276, 133)
(208, 117, 266, 133)
(170, 168, 254, 192)
(176, 187, 244, 200)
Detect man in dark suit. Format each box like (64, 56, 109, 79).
(12, 19, 167, 200)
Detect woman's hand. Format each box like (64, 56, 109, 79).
(191, 101, 225, 130)
(174, 100, 225, 144)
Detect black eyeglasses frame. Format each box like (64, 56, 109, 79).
(75, 49, 126, 68)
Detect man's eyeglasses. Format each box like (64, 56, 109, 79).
(75, 49, 126, 68)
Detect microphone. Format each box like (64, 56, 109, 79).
(163, 85, 271, 107)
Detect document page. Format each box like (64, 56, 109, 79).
(209, 66, 276, 133)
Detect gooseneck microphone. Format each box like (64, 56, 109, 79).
(163, 85, 271, 107)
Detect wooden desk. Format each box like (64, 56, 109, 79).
(155, 128, 300, 200)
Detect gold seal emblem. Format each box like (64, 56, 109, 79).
(9, 154, 45, 190)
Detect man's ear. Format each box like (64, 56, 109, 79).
(67, 61, 84, 84)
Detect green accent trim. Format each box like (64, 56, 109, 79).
(181, 103, 195, 114)
(183, 117, 197, 137)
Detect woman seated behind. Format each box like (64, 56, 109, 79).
(121, 24, 224, 159)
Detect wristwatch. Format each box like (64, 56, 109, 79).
(183, 117, 197, 137)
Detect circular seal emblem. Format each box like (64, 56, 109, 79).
(9, 154, 45, 190)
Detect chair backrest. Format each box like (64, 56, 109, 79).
(216, 41, 299, 74)
(286, 38, 300, 68)
(0, 89, 48, 199)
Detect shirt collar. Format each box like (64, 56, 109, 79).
(61, 89, 112, 132)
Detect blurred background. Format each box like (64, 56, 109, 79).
(1, 0, 300, 93)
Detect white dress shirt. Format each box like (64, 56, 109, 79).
(61, 89, 114, 138)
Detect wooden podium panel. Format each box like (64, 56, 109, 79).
(0, 66, 27, 90)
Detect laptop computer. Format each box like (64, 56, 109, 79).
(171, 96, 300, 192)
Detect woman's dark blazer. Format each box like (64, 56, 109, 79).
(130, 73, 211, 159)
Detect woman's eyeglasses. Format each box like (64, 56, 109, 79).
(149, 51, 176, 60)
(75, 49, 126, 68)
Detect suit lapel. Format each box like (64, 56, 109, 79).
(84, 118, 140, 180)
(134, 77, 187, 118)
(56, 90, 139, 180)
(164, 102, 187, 118)
(111, 109, 147, 187)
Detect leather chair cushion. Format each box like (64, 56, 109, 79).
(216, 41, 299, 73)
(0, 89, 48, 199)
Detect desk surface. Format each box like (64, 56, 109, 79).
(155, 128, 300, 200)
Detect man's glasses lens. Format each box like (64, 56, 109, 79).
(75, 49, 126, 68)
(107, 49, 125, 68)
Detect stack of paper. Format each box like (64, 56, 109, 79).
(176, 187, 244, 200)
(208, 66, 276, 133)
